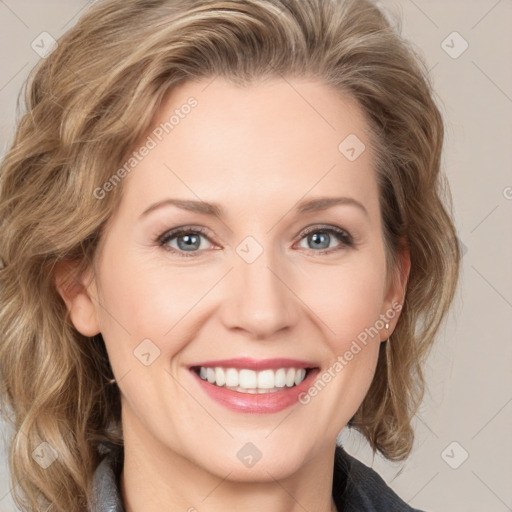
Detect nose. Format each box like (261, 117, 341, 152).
(219, 247, 300, 339)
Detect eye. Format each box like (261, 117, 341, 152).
(295, 225, 354, 254)
(157, 226, 214, 257)
(157, 224, 354, 258)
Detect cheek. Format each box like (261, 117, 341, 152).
(93, 251, 209, 357)
(292, 256, 386, 426)
(297, 252, 387, 344)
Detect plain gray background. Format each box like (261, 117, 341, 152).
(0, 1, 511, 511)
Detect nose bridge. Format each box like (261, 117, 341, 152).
(221, 235, 298, 337)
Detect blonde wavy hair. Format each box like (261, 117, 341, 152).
(0, 0, 460, 510)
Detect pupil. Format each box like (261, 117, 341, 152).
(178, 234, 199, 251)
(310, 232, 329, 249)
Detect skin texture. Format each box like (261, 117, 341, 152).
(57, 77, 410, 512)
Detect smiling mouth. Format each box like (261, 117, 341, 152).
(190, 365, 317, 394)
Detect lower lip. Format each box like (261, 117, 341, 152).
(190, 368, 320, 414)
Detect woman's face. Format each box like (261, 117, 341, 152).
(65, 77, 407, 479)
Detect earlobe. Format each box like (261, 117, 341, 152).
(381, 243, 411, 341)
(54, 260, 100, 337)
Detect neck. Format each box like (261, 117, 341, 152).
(119, 409, 340, 512)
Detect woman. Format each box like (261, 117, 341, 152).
(0, 0, 460, 511)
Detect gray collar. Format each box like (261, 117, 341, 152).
(89, 444, 125, 512)
(89, 443, 424, 512)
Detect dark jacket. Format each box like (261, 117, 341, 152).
(89, 443, 426, 512)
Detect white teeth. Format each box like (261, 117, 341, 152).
(295, 368, 306, 385)
(285, 368, 296, 387)
(239, 369, 257, 388)
(274, 368, 286, 387)
(257, 369, 275, 389)
(225, 368, 239, 387)
(215, 367, 226, 386)
(206, 367, 216, 384)
(196, 366, 310, 391)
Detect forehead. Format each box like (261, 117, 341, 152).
(117, 76, 380, 221)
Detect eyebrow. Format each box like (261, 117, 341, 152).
(140, 196, 369, 219)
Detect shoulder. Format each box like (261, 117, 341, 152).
(333, 445, 428, 512)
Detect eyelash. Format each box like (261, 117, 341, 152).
(156, 224, 355, 259)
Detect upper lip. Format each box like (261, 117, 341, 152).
(189, 357, 318, 371)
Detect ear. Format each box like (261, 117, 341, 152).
(54, 260, 101, 337)
(380, 242, 410, 341)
